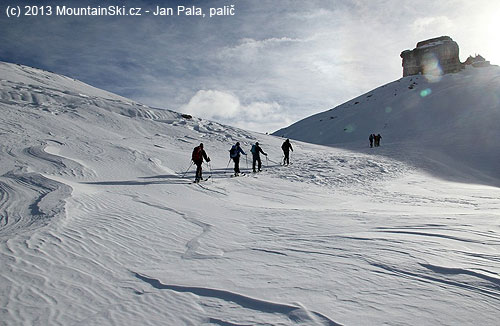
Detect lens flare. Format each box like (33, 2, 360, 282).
(344, 124, 356, 133)
(420, 88, 432, 97)
(422, 53, 443, 83)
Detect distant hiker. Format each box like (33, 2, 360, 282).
(250, 142, 267, 172)
(229, 142, 246, 176)
(374, 134, 382, 147)
(192, 143, 210, 182)
(369, 134, 374, 148)
(281, 139, 293, 165)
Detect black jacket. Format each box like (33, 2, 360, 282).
(281, 141, 293, 153)
(252, 144, 266, 158)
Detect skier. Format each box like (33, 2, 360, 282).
(229, 142, 246, 176)
(369, 134, 374, 148)
(281, 139, 293, 165)
(250, 142, 267, 173)
(375, 134, 382, 147)
(191, 143, 210, 183)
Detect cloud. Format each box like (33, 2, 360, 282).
(3, 0, 497, 135)
(225, 37, 302, 52)
(411, 16, 455, 34)
(179, 90, 287, 133)
(180, 90, 241, 119)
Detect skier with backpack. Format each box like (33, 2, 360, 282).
(191, 143, 210, 183)
(250, 142, 267, 173)
(229, 142, 246, 176)
(281, 139, 293, 165)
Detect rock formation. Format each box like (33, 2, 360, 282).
(400, 36, 462, 77)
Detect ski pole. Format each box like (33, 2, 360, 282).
(266, 157, 278, 165)
(225, 158, 232, 174)
(181, 161, 194, 178)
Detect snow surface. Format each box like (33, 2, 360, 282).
(274, 65, 500, 187)
(1, 61, 499, 325)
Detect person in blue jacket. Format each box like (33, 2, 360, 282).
(230, 142, 246, 176)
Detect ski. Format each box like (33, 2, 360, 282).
(193, 176, 211, 183)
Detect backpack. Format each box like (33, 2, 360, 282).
(229, 146, 236, 158)
(192, 146, 203, 161)
(250, 145, 256, 154)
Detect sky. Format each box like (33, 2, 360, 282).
(1, 0, 499, 133)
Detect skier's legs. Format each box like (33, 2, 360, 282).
(234, 157, 240, 174)
(195, 161, 203, 180)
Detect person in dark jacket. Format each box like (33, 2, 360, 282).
(281, 139, 293, 165)
(375, 134, 382, 147)
(369, 134, 374, 148)
(192, 143, 210, 182)
(230, 142, 246, 176)
(250, 142, 267, 172)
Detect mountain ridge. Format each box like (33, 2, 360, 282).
(274, 65, 500, 185)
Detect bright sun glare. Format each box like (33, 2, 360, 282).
(483, 9, 500, 65)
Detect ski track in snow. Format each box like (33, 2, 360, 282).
(1, 62, 500, 325)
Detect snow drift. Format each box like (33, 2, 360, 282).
(1, 61, 499, 326)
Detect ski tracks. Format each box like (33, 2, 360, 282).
(268, 148, 411, 192)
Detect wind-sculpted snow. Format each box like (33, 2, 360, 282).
(267, 146, 410, 190)
(24, 145, 94, 178)
(1, 62, 500, 325)
(0, 142, 92, 236)
(135, 272, 342, 326)
(0, 169, 71, 236)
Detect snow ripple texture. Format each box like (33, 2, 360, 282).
(1, 62, 500, 325)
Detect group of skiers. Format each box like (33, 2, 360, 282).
(369, 134, 382, 148)
(190, 139, 294, 182)
(191, 134, 387, 182)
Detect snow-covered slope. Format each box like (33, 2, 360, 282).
(274, 66, 500, 186)
(1, 62, 499, 326)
